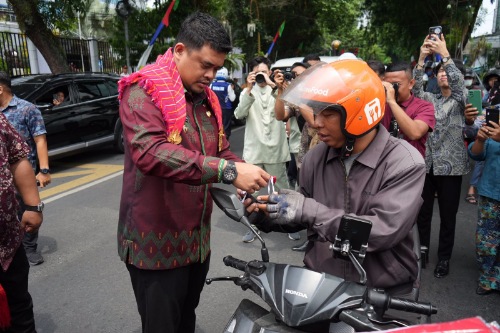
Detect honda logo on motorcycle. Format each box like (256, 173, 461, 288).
(285, 289, 308, 299)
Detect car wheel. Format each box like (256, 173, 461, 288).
(114, 118, 125, 153)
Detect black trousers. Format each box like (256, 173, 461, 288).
(126, 255, 210, 333)
(0, 246, 36, 333)
(417, 168, 462, 261)
(222, 108, 233, 139)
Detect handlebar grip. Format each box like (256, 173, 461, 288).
(388, 297, 437, 316)
(223, 256, 248, 272)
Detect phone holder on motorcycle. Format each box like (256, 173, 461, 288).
(331, 215, 371, 285)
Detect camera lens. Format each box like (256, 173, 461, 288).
(283, 71, 296, 81)
(434, 27, 441, 34)
(255, 73, 265, 84)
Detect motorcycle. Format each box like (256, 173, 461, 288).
(206, 187, 437, 333)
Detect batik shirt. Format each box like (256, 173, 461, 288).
(0, 112, 30, 271)
(1, 95, 46, 169)
(118, 84, 242, 270)
(413, 63, 470, 175)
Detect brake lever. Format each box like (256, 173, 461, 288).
(205, 276, 241, 285)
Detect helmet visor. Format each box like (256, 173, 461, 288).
(280, 62, 352, 115)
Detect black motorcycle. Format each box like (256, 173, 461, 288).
(206, 187, 437, 333)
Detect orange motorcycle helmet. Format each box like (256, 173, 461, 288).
(280, 59, 386, 139)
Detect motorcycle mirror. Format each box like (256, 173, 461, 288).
(210, 187, 246, 222)
(210, 187, 270, 262)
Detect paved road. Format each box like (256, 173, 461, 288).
(30, 125, 499, 333)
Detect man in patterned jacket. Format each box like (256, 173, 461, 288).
(413, 33, 476, 279)
(117, 12, 269, 333)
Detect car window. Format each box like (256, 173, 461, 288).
(11, 83, 44, 99)
(106, 79, 118, 96)
(76, 81, 109, 101)
(35, 85, 71, 107)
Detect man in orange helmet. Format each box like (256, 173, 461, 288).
(246, 60, 426, 291)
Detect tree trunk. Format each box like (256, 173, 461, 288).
(11, 0, 70, 74)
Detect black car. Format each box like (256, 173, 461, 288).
(11, 73, 123, 158)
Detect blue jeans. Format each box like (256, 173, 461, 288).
(470, 160, 485, 187)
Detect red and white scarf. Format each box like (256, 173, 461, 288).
(118, 48, 224, 151)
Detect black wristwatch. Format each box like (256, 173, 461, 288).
(25, 202, 45, 212)
(40, 168, 50, 174)
(440, 57, 450, 64)
(222, 161, 238, 184)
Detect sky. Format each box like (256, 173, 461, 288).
(472, 0, 497, 37)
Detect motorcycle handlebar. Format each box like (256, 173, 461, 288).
(367, 290, 437, 316)
(223, 255, 248, 272)
(388, 296, 437, 316)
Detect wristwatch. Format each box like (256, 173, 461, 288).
(222, 161, 238, 184)
(440, 57, 450, 64)
(40, 168, 50, 174)
(25, 202, 44, 212)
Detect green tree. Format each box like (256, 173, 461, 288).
(10, 0, 94, 73)
(362, 0, 490, 62)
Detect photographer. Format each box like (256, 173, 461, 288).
(234, 56, 299, 243)
(413, 33, 475, 279)
(381, 61, 435, 157)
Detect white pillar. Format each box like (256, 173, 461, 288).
(89, 39, 99, 72)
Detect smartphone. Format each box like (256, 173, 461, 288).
(429, 26, 442, 41)
(485, 107, 499, 127)
(468, 89, 483, 115)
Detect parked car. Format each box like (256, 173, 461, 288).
(11, 73, 123, 158)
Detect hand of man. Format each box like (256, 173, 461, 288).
(382, 81, 396, 104)
(418, 37, 433, 62)
(484, 121, 500, 142)
(36, 172, 51, 188)
(233, 162, 270, 194)
(430, 34, 449, 57)
(464, 103, 478, 125)
(21, 211, 43, 233)
(253, 189, 307, 233)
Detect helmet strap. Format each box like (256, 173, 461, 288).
(341, 137, 356, 160)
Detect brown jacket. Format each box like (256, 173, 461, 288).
(299, 126, 425, 288)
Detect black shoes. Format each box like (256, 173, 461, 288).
(292, 240, 309, 252)
(433, 259, 449, 278)
(26, 251, 44, 266)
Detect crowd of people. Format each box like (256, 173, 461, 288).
(1, 11, 499, 333)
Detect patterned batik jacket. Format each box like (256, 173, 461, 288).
(413, 62, 470, 176)
(118, 77, 241, 270)
(0, 112, 30, 271)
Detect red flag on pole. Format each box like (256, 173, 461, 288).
(162, 0, 177, 27)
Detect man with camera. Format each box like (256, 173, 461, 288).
(234, 56, 300, 243)
(413, 32, 475, 279)
(381, 62, 435, 157)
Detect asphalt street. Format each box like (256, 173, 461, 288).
(29, 125, 499, 333)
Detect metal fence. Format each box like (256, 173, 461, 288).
(0, 31, 120, 76)
(0, 31, 30, 76)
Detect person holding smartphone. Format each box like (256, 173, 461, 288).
(412, 32, 476, 279)
(468, 118, 500, 295)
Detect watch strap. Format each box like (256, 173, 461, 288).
(24, 202, 44, 212)
(40, 168, 51, 174)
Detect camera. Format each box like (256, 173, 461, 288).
(283, 70, 296, 82)
(255, 73, 266, 84)
(392, 82, 399, 101)
(270, 70, 296, 83)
